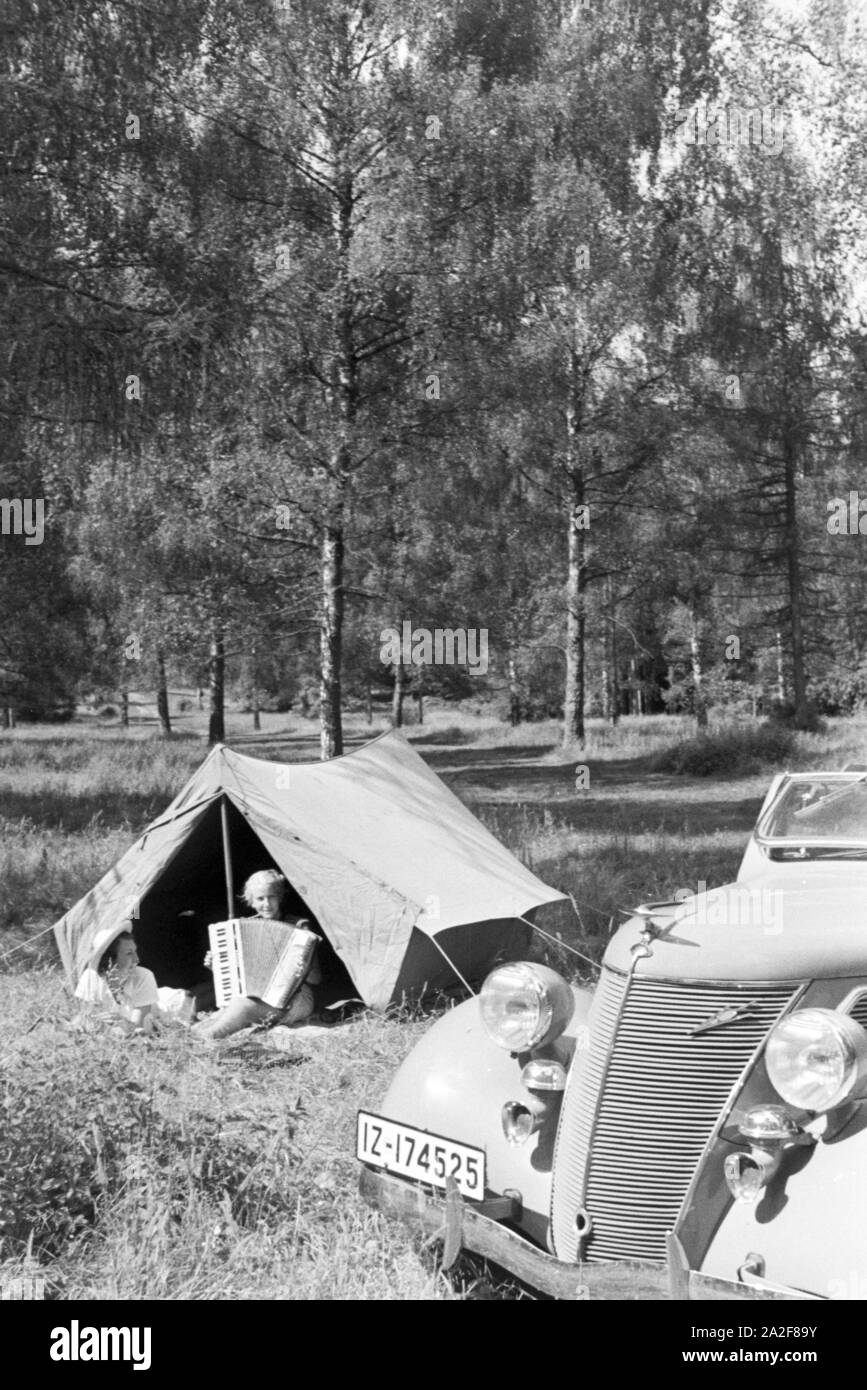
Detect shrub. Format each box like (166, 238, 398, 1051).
(765, 699, 825, 734)
(0, 1040, 152, 1258)
(649, 722, 796, 777)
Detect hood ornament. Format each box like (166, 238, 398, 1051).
(688, 1002, 759, 1036)
(624, 901, 692, 961)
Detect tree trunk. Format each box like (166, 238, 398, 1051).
(608, 576, 619, 726)
(208, 625, 225, 745)
(776, 630, 786, 705)
(320, 518, 344, 758)
(782, 435, 809, 727)
(155, 647, 172, 738)
(562, 473, 586, 744)
(120, 689, 129, 728)
(507, 653, 522, 726)
(318, 125, 355, 761)
(610, 629, 619, 726)
(415, 661, 424, 725)
(563, 532, 586, 743)
(392, 659, 405, 728)
(690, 613, 708, 729)
(366, 686, 373, 725)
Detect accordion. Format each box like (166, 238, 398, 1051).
(209, 918, 316, 1011)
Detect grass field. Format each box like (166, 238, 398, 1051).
(2, 706, 865, 1300)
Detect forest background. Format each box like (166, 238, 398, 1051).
(4, 0, 867, 757)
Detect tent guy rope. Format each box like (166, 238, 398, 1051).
(517, 911, 602, 976)
(0, 919, 59, 966)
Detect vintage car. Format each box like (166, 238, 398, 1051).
(358, 769, 867, 1300)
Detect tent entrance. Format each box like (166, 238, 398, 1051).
(134, 798, 356, 1007)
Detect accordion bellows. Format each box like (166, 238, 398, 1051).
(209, 917, 318, 1010)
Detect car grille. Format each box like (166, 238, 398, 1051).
(847, 991, 867, 1029)
(550, 968, 797, 1264)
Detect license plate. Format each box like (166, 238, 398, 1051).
(357, 1111, 485, 1201)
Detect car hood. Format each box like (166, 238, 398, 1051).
(606, 869, 867, 982)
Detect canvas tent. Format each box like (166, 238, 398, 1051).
(53, 731, 566, 1009)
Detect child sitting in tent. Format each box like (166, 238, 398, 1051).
(192, 869, 321, 1041)
(75, 927, 160, 1034)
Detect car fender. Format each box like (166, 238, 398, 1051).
(696, 1106, 867, 1298)
(376, 985, 594, 1249)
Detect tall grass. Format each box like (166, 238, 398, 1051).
(0, 737, 205, 949)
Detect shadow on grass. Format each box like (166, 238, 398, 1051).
(422, 742, 560, 771)
(426, 742, 774, 784)
(472, 787, 763, 840)
(410, 727, 482, 747)
(214, 1046, 310, 1069)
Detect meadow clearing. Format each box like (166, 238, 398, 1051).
(2, 706, 865, 1301)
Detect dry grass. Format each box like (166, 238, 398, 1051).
(2, 706, 865, 1298)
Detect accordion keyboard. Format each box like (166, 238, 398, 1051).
(210, 920, 247, 1008)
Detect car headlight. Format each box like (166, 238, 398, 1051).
(766, 1008, 867, 1112)
(479, 962, 574, 1052)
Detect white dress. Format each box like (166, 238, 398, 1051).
(75, 965, 159, 1023)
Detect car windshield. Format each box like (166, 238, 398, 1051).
(758, 775, 867, 848)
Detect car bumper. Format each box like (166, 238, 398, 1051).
(360, 1165, 667, 1300)
(667, 1234, 824, 1301)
